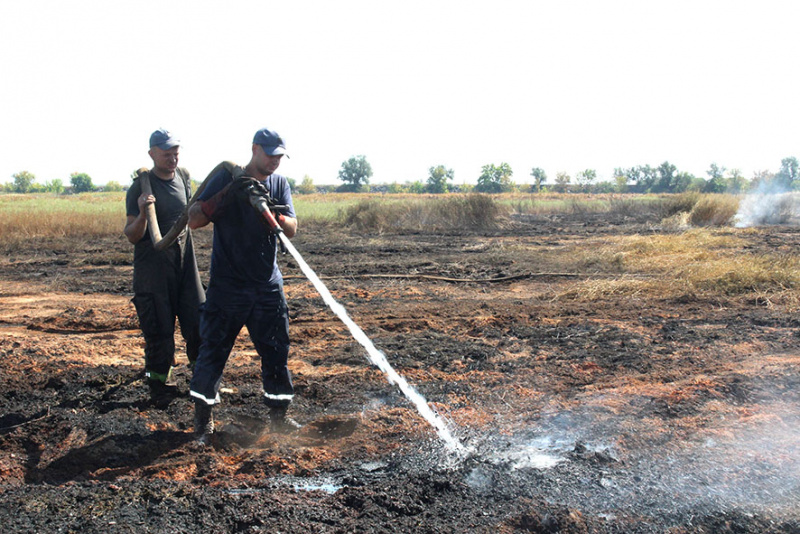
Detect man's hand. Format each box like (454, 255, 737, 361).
(137, 193, 155, 212)
(242, 179, 278, 208)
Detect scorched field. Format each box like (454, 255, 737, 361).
(1, 194, 799, 533)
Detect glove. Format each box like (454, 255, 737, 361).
(242, 179, 278, 208)
(199, 177, 258, 222)
(238, 181, 289, 233)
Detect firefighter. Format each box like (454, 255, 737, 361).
(124, 129, 205, 407)
(187, 127, 298, 442)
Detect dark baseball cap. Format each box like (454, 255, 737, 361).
(253, 128, 288, 156)
(149, 129, 180, 150)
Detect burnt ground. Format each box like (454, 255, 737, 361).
(1, 212, 799, 533)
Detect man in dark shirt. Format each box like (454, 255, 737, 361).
(124, 129, 205, 406)
(187, 127, 298, 442)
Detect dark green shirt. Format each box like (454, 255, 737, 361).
(125, 168, 191, 239)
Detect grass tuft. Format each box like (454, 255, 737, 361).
(341, 195, 507, 233)
(688, 195, 740, 227)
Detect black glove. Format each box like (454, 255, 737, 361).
(241, 179, 279, 208)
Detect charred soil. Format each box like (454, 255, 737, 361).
(1, 213, 799, 533)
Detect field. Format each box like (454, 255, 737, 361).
(1, 193, 799, 533)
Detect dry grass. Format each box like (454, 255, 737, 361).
(507, 193, 663, 218)
(3, 193, 797, 312)
(555, 229, 800, 309)
(656, 193, 744, 229)
(688, 195, 740, 226)
(341, 194, 508, 233)
(0, 193, 125, 252)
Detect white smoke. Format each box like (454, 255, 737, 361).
(734, 182, 800, 228)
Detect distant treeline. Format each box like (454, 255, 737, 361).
(3, 156, 799, 195)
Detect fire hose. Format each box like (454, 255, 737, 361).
(244, 182, 289, 234)
(138, 162, 241, 252)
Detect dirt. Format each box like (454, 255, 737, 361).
(1, 212, 799, 533)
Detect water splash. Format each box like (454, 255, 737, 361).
(279, 233, 465, 453)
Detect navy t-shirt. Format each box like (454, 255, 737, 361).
(198, 165, 296, 295)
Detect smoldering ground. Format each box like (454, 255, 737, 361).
(1, 206, 799, 533)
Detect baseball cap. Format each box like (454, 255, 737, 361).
(253, 128, 288, 157)
(149, 129, 180, 150)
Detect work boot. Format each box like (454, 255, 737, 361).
(148, 379, 179, 409)
(268, 407, 302, 434)
(193, 400, 215, 444)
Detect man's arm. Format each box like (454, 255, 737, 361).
(124, 193, 154, 244)
(279, 215, 297, 238)
(188, 168, 234, 229)
(188, 201, 211, 229)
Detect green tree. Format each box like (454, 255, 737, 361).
(775, 156, 799, 189)
(675, 171, 696, 192)
(653, 161, 678, 193)
(12, 170, 36, 193)
(612, 168, 628, 193)
(475, 163, 513, 193)
(575, 169, 597, 192)
(703, 163, 727, 193)
(553, 171, 571, 193)
(726, 169, 747, 193)
(298, 175, 315, 194)
(530, 167, 547, 193)
(594, 181, 616, 193)
(626, 165, 657, 193)
(388, 182, 406, 194)
(104, 180, 124, 192)
(751, 169, 775, 190)
(44, 178, 65, 194)
(70, 172, 94, 193)
(337, 155, 372, 192)
(408, 180, 426, 194)
(426, 165, 454, 194)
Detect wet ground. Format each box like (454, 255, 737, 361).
(1, 211, 799, 533)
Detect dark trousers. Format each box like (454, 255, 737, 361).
(190, 287, 293, 406)
(132, 236, 204, 379)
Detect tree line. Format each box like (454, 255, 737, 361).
(0, 170, 122, 194)
(4, 156, 798, 195)
(325, 155, 800, 195)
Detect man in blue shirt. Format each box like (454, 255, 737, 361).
(187, 127, 298, 442)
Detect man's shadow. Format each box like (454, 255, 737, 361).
(25, 430, 192, 484)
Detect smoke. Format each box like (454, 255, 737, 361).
(734, 182, 800, 228)
(461, 397, 800, 519)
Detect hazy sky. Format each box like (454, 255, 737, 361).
(1, 0, 798, 186)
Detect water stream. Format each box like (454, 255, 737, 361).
(279, 233, 465, 453)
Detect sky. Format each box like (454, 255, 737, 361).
(1, 0, 798, 187)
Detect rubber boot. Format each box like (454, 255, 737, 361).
(148, 375, 179, 409)
(193, 400, 215, 444)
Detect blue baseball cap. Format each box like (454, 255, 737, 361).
(253, 127, 288, 157)
(149, 129, 180, 150)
